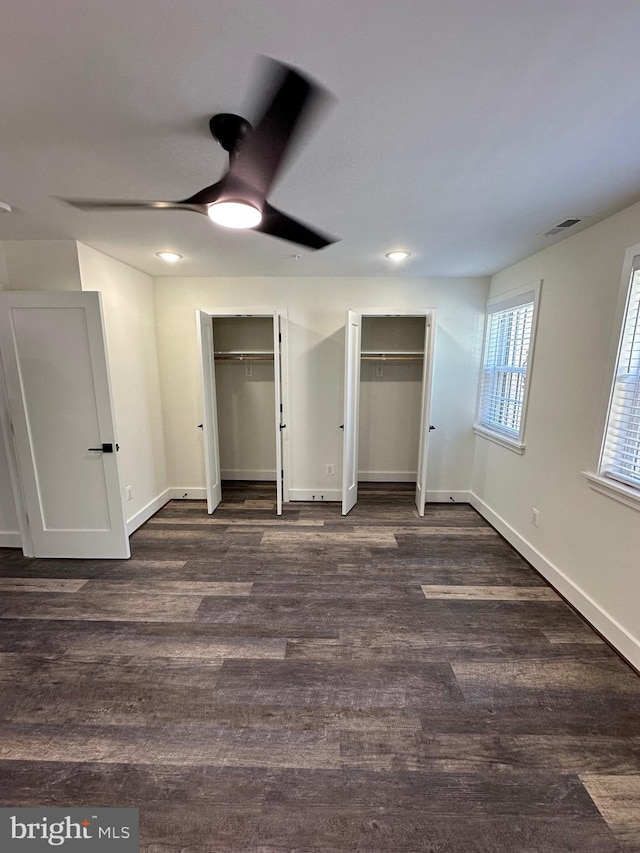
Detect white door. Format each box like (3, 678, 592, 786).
(415, 312, 437, 516)
(197, 311, 222, 513)
(341, 309, 362, 515)
(273, 311, 284, 516)
(0, 291, 129, 558)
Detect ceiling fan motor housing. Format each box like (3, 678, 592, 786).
(209, 113, 252, 154)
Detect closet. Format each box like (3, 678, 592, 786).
(197, 310, 287, 515)
(342, 309, 436, 516)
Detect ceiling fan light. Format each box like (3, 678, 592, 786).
(208, 201, 262, 229)
(385, 250, 411, 262)
(156, 251, 183, 262)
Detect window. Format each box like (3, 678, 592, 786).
(474, 282, 541, 452)
(599, 257, 640, 491)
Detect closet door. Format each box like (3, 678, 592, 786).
(273, 311, 284, 515)
(415, 312, 437, 516)
(197, 311, 222, 513)
(342, 309, 362, 515)
(0, 290, 129, 558)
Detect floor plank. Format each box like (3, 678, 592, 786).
(0, 482, 637, 852)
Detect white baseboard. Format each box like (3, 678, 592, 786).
(169, 487, 207, 500)
(426, 490, 472, 503)
(469, 492, 640, 671)
(288, 488, 472, 504)
(126, 489, 172, 535)
(220, 469, 276, 481)
(289, 488, 342, 502)
(0, 531, 21, 548)
(358, 471, 415, 482)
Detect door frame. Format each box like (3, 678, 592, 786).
(342, 307, 437, 516)
(196, 307, 290, 508)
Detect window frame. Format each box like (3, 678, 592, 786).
(584, 245, 640, 511)
(474, 281, 542, 453)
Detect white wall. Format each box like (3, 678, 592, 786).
(77, 244, 168, 531)
(154, 276, 489, 500)
(471, 200, 640, 670)
(3, 240, 82, 290)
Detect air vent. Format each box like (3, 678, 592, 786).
(539, 217, 583, 238)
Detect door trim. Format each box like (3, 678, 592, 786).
(342, 307, 437, 515)
(197, 308, 290, 508)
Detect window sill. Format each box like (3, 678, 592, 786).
(582, 471, 640, 513)
(473, 425, 525, 455)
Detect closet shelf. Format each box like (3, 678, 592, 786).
(361, 351, 424, 361)
(214, 350, 274, 361)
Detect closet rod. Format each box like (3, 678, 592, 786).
(214, 351, 274, 361)
(361, 352, 423, 361)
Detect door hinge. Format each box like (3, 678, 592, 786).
(279, 403, 283, 413)
(278, 332, 282, 343)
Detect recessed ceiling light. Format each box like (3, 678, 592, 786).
(156, 251, 183, 262)
(208, 201, 262, 229)
(0, 200, 12, 213)
(385, 250, 411, 262)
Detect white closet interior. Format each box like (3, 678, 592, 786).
(358, 316, 425, 482)
(198, 309, 286, 515)
(212, 316, 276, 482)
(342, 309, 436, 516)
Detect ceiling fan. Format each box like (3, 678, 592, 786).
(63, 58, 338, 250)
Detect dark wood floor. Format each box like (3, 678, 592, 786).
(0, 482, 639, 852)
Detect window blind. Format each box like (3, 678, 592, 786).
(601, 266, 640, 489)
(478, 298, 534, 438)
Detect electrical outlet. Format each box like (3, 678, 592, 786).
(531, 507, 540, 526)
(325, 463, 335, 475)
(126, 485, 133, 502)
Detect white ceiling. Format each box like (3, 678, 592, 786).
(3, 0, 640, 279)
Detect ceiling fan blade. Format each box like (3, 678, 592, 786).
(61, 198, 207, 215)
(180, 178, 227, 207)
(230, 59, 328, 198)
(254, 202, 338, 250)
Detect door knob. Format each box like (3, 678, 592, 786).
(88, 443, 113, 453)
